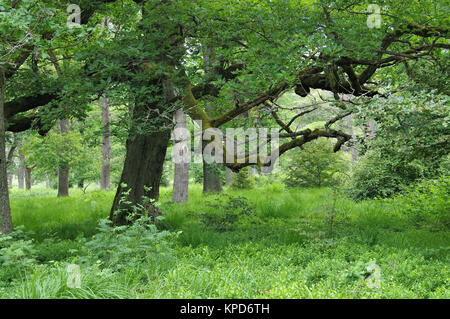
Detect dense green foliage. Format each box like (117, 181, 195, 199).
(349, 91, 450, 199)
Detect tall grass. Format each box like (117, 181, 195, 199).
(1, 184, 448, 299)
(10, 189, 112, 240)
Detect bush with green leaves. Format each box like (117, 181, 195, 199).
(230, 167, 255, 190)
(200, 194, 255, 232)
(392, 176, 450, 229)
(84, 217, 175, 271)
(282, 138, 349, 188)
(348, 149, 428, 200)
(0, 227, 36, 285)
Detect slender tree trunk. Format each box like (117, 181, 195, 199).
(58, 119, 70, 197)
(172, 109, 189, 203)
(110, 130, 170, 225)
(18, 147, 25, 189)
(101, 95, 111, 190)
(6, 146, 15, 187)
(6, 145, 16, 166)
(25, 166, 32, 190)
(347, 114, 357, 164)
(45, 174, 50, 188)
(0, 68, 13, 234)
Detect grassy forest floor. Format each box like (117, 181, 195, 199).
(1, 185, 449, 298)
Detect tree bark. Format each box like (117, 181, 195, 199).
(110, 130, 170, 225)
(6, 145, 15, 187)
(202, 129, 223, 193)
(101, 95, 111, 190)
(0, 68, 13, 234)
(25, 166, 32, 190)
(58, 119, 70, 197)
(18, 146, 25, 189)
(172, 109, 189, 203)
(201, 46, 223, 194)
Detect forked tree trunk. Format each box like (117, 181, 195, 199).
(172, 109, 189, 203)
(101, 95, 111, 190)
(58, 119, 70, 197)
(0, 69, 13, 234)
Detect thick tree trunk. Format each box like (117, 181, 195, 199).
(108, 5, 181, 225)
(101, 95, 111, 190)
(172, 109, 189, 203)
(203, 162, 223, 193)
(0, 69, 13, 234)
(201, 46, 223, 194)
(25, 166, 32, 190)
(110, 130, 170, 225)
(58, 119, 70, 197)
(201, 129, 222, 193)
(58, 167, 69, 196)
